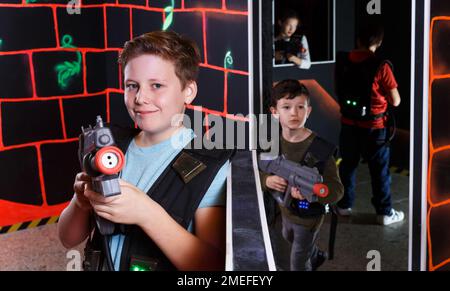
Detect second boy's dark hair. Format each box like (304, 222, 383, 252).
(357, 22, 384, 48)
(279, 9, 300, 23)
(270, 79, 310, 107)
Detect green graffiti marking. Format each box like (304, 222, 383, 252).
(55, 35, 82, 89)
(162, 0, 175, 31)
(224, 51, 233, 69)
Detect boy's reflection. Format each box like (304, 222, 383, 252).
(274, 9, 311, 69)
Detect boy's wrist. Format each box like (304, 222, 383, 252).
(136, 197, 162, 229)
(73, 195, 91, 212)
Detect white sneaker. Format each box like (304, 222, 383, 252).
(334, 206, 352, 216)
(376, 209, 405, 225)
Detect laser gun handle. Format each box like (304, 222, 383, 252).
(95, 214, 116, 236)
(283, 185, 294, 209)
(91, 174, 121, 235)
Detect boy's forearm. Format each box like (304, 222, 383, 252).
(259, 171, 270, 192)
(138, 201, 225, 271)
(289, 55, 302, 66)
(388, 88, 401, 107)
(58, 197, 92, 249)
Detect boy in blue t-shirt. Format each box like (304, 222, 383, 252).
(58, 31, 230, 271)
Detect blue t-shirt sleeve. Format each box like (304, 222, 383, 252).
(197, 161, 229, 208)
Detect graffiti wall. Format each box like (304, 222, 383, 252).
(0, 0, 251, 232)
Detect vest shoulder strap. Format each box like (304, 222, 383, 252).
(107, 124, 140, 153)
(301, 135, 336, 174)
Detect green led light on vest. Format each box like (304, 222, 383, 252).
(346, 100, 351, 105)
(131, 265, 147, 271)
(352, 101, 357, 106)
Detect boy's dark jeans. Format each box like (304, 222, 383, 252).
(281, 215, 321, 271)
(337, 124, 392, 215)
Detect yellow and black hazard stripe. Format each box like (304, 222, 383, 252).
(0, 216, 59, 234)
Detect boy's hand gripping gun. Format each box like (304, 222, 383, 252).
(78, 116, 125, 235)
(258, 154, 329, 210)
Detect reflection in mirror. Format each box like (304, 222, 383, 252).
(273, 0, 335, 68)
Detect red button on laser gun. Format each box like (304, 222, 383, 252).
(94, 146, 125, 175)
(312, 183, 329, 198)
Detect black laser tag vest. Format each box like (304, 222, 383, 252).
(301, 135, 337, 174)
(275, 35, 305, 55)
(87, 125, 234, 271)
(293, 135, 337, 217)
(264, 135, 336, 218)
(335, 51, 393, 121)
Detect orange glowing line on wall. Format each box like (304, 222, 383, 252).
(129, 7, 133, 39)
(199, 63, 249, 76)
(28, 52, 37, 98)
(427, 16, 450, 271)
(0, 138, 78, 153)
(82, 51, 87, 94)
(106, 91, 111, 123)
(0, 89, 123, 103)
(35, 144, 48, 206)
(0, 3, 248, 16)
(52, 7, 60, 48)
(0, 48, 122, 56)
(58, 98, 67, 139)
(0, 102, 3, 148)
(202, 11, 208, 64)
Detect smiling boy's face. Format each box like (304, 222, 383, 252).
(271, 94, 311, 131)
(124, 54, 196, 140)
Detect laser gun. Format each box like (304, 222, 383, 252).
(78, 115, 125, 235)
(258, 154, 328, 209)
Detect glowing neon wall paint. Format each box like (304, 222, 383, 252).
(418, 0, 450, 271)
(224, 51, 233, 69)
(55, 35, 82, 89)
(0, 1, 250, 228)
(427, 11, 450, 271)
(162, 0, 175, 30)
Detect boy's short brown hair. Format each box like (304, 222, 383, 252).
(118, 30, 201, 89)
(357, 22, 384, 49)
(270, 79, 310, 107)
